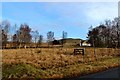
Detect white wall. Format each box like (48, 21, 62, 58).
(82, 43, 91, 46)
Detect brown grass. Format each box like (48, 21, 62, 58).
(2, 47, 120, 78)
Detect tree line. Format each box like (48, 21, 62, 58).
(1, 16, 120, 49)
(87, 17, 120, 48)
(0, 21, 67, 48)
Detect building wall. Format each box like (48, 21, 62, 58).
(63, 39, 82, 46)
(82, 42, 91, 46)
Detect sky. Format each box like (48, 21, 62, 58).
(1, 0, 119, 2)
(1, 2, 118, 41)
(118, 1, 120, 17)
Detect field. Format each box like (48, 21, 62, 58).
(2, 47, 120, 79)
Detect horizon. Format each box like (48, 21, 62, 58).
(2, 2, 118, 41)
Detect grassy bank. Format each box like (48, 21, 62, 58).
(2, 48, 120, 79)
(3, 57, 120, 78)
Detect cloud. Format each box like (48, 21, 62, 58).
(2, 2, 118, 27)
(42, 2, 118, 28)
(85, 2, 118, 25)
(39, 3, 87, 27)
(2, 2, 118, 39)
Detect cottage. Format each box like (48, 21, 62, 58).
(60, 38, 82, 46)
(52, 38, 91, 47)
(81, 40, 91, 46)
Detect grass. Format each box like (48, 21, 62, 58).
(2, 47, 120, 79)
(3, 63, 47, 78)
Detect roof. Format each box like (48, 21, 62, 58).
(61, 38, 83, 41)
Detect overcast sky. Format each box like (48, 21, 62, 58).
(1, 2, 118, 40)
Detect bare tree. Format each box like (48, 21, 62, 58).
(0, 20, 10, 48)
(1, 30, 7, 48)
(47, 31, 54, 47)
(37, 35, 43, 47)
(113, 17, 120, 48)
(1, 20, 10, 35)
(87, 17, 120, 48)
(62, 31, 67, 39)
(31, 30, 39, 48)
(16, 24, 32, 48)
(31, 30, 39, 43)
(62, 31, 67, 46)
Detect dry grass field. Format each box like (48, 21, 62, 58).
(2, 47, 120, 78)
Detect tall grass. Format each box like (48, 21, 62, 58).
(2, 47, 120, 78)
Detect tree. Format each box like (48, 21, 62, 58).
(12, 34, 18, 42)
(62, 31, 67, 46)
(1, 20, 10, 35)
(47, 31, 54, 46)
(87, 26, 99, 47)
(37, 35, 43, 47)
(1, 30, 7, 48)
(12, 34, 19, 48)
(0, 21, 2, 49)
(87, 17, 120, 48)
(0, 20, 10, 48)
(16, 24, 32, 48)
(31, 30, 39, 48)
(62, 31, 67, 39)
(113, 17, 120, 48)
(31, 30, 39, 43)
